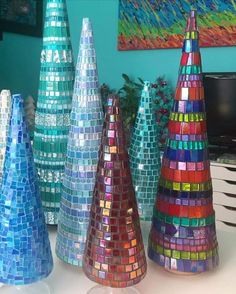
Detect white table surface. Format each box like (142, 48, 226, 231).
(45, 226, 236, 294)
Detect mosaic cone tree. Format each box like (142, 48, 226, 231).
(83, 95, 147, 288)
(129, 81, 160, 222)
(0, 94, 53, 285)
(34, 0, 75, 224)
(0, 90, 11, 186)
(56, 18, 104, 266)
(148, 10, 219, 273)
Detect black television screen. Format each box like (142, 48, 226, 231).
(203, 72, 236, 146)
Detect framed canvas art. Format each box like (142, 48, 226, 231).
(0, 0, 43, 37)
(118, 0, 236, 50)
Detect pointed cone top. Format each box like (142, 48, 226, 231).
(82, 17, 92, 32)
(0, 90, 11, 186)
(11, 94, 24, 115)
(74, 17, 100, 96)
(0, 90, 11, 108)
(179, 10, 201, 77)
(100, 94, 127, 168)
(182, 10, 199, 54)
(141, 81, 155, 102)
(12, 93, 22, 102)
(46, 0, 66, 3)
(12, 93, 24, 106)
(185, 10, 197, 32)
(80, 17, 93, 45)
(0, 89, 11, 97)
(43, 0, 71, 42)
(139, 81, 157, 121)
(139, 81, 156, 116)
(40, 0, 74, 78)
(45, 0, 68, 17)
(106, 94, 123, 128)
(105, 94, 123, 130)
(130, 80, 159, 147)
(6, 94, 29, 152)
(107, 94, 120, 109)
(143, 80, 151, 92)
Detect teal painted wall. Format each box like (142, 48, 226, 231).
(0, 33, 42, 98)
(1, 0, 236, 99)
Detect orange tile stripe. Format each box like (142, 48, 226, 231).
(168, 121, 207, 135)
(161, 166, 210, 183)
(157, 199, 214, 218)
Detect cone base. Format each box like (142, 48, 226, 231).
(56, 229, 86, 267)
(56, 250, 83, 267)
(83, 268, 146, 289)
(87, 285, 140, 294)
(165, 268, 200, 276)
(148, 247, 219, 273)
(0, 282, 51, 294)
(140, 221, 151, 247)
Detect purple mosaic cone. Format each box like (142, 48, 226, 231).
(83, 95, 147, 288)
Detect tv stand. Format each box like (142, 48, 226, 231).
(211, 160, 236, 233)
(209, 144, 236, 161)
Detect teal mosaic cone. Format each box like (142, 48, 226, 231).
(129, 82, 160, 222)
(33, 0, 75, 224)
(0, 94, 53, 285)
(0, 90, 11, 187)
(56, 18, 104, 266)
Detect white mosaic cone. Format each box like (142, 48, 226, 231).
(56, 18, 104, 266)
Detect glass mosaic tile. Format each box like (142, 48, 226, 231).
(148, 10, 219, 273)
(0, 94, 53, 285)
(0, 90, 11, 187)
(56, 18, 103, 267)
(83, 95, 147, 288)
(33, 0, 75, 224)
(129, 82, 160, 221)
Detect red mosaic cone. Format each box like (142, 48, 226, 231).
(83, 94, 147, 288)
(148, 10, 219, 273)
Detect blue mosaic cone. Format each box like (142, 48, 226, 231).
(129, 82, 160, 222)
(56, 18, 104, 266)
(0, 94, 53, 285)
(0, 90, 11, 187)
(33, 0, 75, 224)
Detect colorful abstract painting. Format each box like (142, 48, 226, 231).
(118, 0, 236, 50)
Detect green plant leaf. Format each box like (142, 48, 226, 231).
(122, 73, 131, 83)
(138, 77, 144, 84)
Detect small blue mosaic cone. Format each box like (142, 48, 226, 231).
(56, 18, 104, 266)
(129, 82, 160, 222)
(0, 94, 53, 286)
